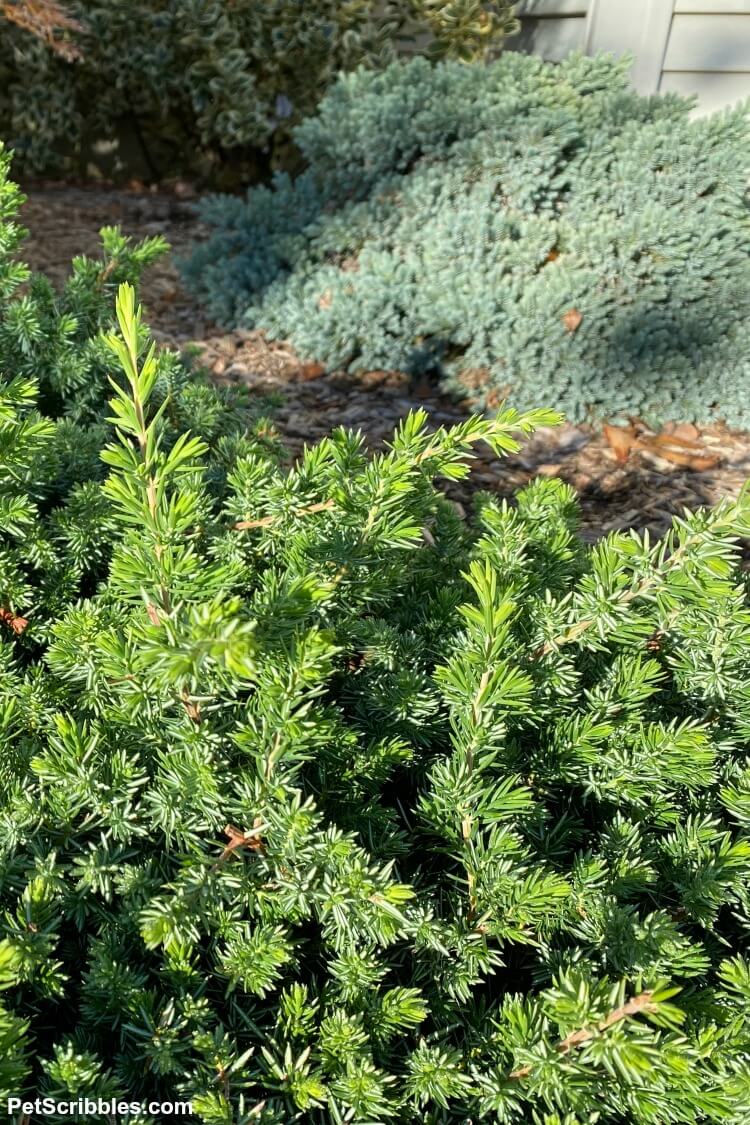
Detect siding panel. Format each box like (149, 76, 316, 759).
(507, 0, 750, 115)
(664, 14, 750, 71)
(515, 0, 589, 13)
(660, 70, 750, 112)
(511, 17, 587, 61)
(675, 2, 750, 14)
(583, 0, 674, 92)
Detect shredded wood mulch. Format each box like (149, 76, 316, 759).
(19, 181, 750, 542)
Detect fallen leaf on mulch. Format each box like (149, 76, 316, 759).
(648, 432, 705, 453)
(671, 422, 700, 442)
(603, 422, 721, 471)
(299, 361, 326, 381)
(603, 423, 636, 464)
(640, 434, 720, 471)
(562, 308, 583, 334)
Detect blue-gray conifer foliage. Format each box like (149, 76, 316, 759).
(185, 52, 750, 425)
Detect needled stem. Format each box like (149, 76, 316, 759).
(462, 665, 491, 923)
(535, 508, 745, 659)
(509, 990, 658, 1081)
(120, 304, 171, 615)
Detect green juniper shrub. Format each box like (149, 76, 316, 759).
(1, 281, 750, 1123)
(0, 143, 278, 647)
(0, 0, 519, 184)
(183, 51, 750, 426)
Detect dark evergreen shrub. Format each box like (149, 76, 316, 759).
(184, 52, 750, 425)
(0, 1, 518, 183)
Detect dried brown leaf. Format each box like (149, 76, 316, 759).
(0, 607, 28, 634)
(2, 0, 83, 59)
(562, 308, 583, 334)
(146, 603, 162, 627)
(298, 361, 326, 381)
(671, 422, 700, 442)
(603, 423, 637, 464)
(639, 433, 720, 471)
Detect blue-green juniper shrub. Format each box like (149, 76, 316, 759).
(184, 52, 750, 426)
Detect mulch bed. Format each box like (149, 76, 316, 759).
(18, 180, 750, 541)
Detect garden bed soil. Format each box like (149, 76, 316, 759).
(19, 181, 750, 542)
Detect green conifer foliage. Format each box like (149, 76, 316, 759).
(0, 1, 518, 183)
(184, 52, 750, 425)
(2, 277, 750, 1121)
(0, 942, 28, 1104)
(0, 142, 275, 645)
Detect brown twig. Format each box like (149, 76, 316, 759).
(509, 990, 657, 1081)
(234, 497, 335, 531)
(213, 820, 266, 871)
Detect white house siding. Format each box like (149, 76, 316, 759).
(512, 1, 590, 63)
(660, 5, 750, 115)
(509, 0, 750, 115)
(660, 71, 750, 112)
(675, 0, 750, 13)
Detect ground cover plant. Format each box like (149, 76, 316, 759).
(184, 51, 750, 427)
(1, 276, 750, 1117)
(0, 0, 518, 183)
